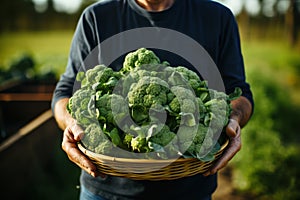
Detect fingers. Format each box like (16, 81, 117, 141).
(62, 124, 105, 178)
(70, 122, 85, 141)
(204, 119, 241, 176)
(225, 118, 239, 138)
(64, 142, 98, 177)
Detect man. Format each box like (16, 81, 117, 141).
(52, 0, 253, 199)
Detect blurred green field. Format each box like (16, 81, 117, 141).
(243, 39, 300, 103)
(235, 38, 300, 199)
(0, 31, 73, 77)
(0, 30, 300, 199)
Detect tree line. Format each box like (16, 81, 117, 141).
(0, 0, 97, 31)
(0, 0, 299, 46)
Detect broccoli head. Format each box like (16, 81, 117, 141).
(67, 88, 97, 126)
(122, 48, 160, 73)
(149, 125, 176, 147)
(148, 125, 180, 159)
(128, 76, 169, 107)
(81, 123, 108, 152)
(95, 93, 129, 126)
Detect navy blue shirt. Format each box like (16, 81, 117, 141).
(52, 0, 253, 199)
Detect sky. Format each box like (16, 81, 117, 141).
(32, 0, 290, 16)
(218, 0, 290, 16)
(32, 0, 83, 14)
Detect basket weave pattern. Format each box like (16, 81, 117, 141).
(78, 139, 228, 181)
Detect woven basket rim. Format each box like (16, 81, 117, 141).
(78, 138, 229, 164)
(78, 138, 229, 180)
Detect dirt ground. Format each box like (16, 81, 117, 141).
(213, 168, 249, 200)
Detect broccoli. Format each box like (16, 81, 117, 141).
(167, 86, 199, 126)
(168, 86, 197, 113)
(168, 97, 180, 113)
(148, 124, 180, 159)
(176, 124, 221, 161)
(77, 65, 121, 94)
(194, 129, 221, 162)
(204, 98, 229, 129)
(128, 76, 169, 107)
(94, 140, 114, 155)
(149, 125, 176, 147)
(66, 48, 241, 160)
(81, 123, 108, 152)
(67, 88, 97, 126)
(122, 48, 160, 73)
(128, 124, 179, 158)
(127, 76, 170, 124)
(95, 94, 114, 124)
(95, 93, 129, 126)
(176, 125, 198, 153)
(131, 136, 150, 153)
(173, 66, 202, 89)
(123, 133, 134, 149)
(128, 125, 151, 153)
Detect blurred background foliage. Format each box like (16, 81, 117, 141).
(0, 0, 299, 199)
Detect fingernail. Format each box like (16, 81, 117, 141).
(90, 171, 96, 177)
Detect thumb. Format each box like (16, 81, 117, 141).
(70, 122, 85, 141)
(226, 119, 239, 138)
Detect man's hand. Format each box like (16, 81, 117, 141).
(203, 119, 241, 176)
(54, 98, 105, 178)
(204, 96, 252, 176)
(61, 121, 100, 177)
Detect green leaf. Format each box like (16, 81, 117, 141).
(107, 128, 121, 146)
(148, 142, 165, 152)
(179, 112, 196, 126)
(228, 87, 242, 101)
(131, 105, 148, 123)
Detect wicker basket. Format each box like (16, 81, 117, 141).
(78, 139, 229, 181)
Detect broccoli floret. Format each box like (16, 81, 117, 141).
(87, 65, 113, 85)
(95, 93, 129, 126)
(94, 140, 114, 155)
(122, 48, 160, 73)
(127, 76, 170, 124)
(181, 99, 196, 113)
(204, 98, 229, 129)
(128, 76, 169, 106)
(131, 136, 150, 153)
(128, 124, 159, 153)
(177, 123, 216, 157)
(148, 125, 179, 159)
(169, 86, 196, 114)
(78, 65, 121, 95)
(67, 88, 97, 126)
(176, 125, 198, 153)
(110, 94, 130, 125)
(170, 86, 196, 101)
(174, 66, 202, 89)
(95, 94, 114, 124)
(167, 86, 198, 126)
(123, 133, 134, 149)
(149, 125, 176, 147)
(169, 97, 180, 113)
(81, 123, 108, 151)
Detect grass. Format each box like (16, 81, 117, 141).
(242, 39, 300, 104)
(0, 30, 74, 76)
(232, 34, 300, 199)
